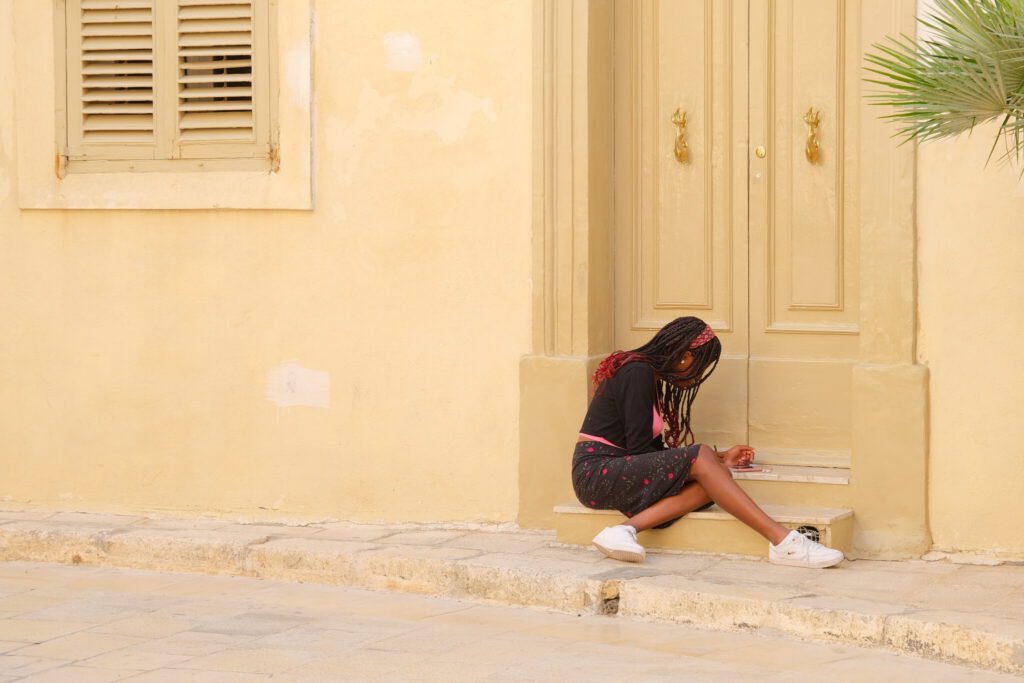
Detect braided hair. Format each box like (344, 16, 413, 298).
(592, 316, 721, 447)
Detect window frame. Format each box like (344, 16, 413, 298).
(58, 0, 277, 173)
(13, 0, 311, 210)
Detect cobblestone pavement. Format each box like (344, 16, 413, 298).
(0, 562, 1015, 682)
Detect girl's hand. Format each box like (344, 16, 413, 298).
(722, 445, 755, 468)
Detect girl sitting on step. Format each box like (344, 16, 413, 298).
(573, 315, 844, 569)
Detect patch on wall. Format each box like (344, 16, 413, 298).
(384, 32, 423, 72)
(266, 361, 330, 408)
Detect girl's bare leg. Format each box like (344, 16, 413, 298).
(627, 446, 790, 545)
(626, 481, 712, 532)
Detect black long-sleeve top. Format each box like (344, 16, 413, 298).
(579, 362, 663, 453)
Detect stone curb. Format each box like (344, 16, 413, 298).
(1, 518, 1021, 675)
(616, 576, 1024, 674)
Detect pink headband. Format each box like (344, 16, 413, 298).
(688, 325, 716, 349)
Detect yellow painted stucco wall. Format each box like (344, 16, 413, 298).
(0, 0, 533, 522)
(3, 0, 1023, 560)
(918, 122, 1024, 558)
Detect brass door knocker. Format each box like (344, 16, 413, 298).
(804, 107, 821, 164)
(671, 108, 688, 164)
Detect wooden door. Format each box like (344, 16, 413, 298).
(614, 0, 858, 464)
(747, 0, 858, 466)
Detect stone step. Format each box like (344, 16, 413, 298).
(753, 448, 851, 468)
(733, 464, 851, 507)
(554, 501, 853, 557)
(730, 464, 849, 485)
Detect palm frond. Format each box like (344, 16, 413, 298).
(864, 0, 1024, 170)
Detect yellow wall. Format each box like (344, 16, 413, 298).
(918, 122, 1024, 557)
(0, 0, 532, 522)
(4, 0, 1022, 559)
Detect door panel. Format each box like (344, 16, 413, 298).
(748, 0, 858, 463)
(613, 0, 749, 447)
(613, 0, 857, 460)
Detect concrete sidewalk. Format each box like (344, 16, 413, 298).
(1, 506, 1021, 676)
(2, 562, 1017, 682)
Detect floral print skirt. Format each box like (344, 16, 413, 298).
(572, 440, 705, 529)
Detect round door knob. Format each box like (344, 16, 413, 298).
(755, 145, 767, 158)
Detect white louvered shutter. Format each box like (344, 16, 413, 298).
(67, 0, 157, 158)
(177, 0, 255, 143)
(64, 0, 273, 166)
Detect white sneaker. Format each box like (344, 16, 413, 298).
(769, 530, 844, 568)
(592, 525, 646, 563)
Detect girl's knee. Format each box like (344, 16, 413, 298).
(692, 445, 716, 472)
(692, 445, 732, 478)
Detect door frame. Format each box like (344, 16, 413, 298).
(519, 0, 928, 559)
